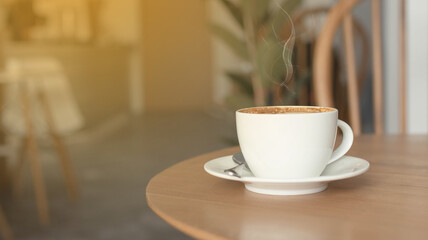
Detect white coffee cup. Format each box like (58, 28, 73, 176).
(236, 106, 353, 179)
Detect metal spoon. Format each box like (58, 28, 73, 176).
(224, 152, 248, 178)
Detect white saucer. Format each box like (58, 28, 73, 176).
(204, 155, 369, 195)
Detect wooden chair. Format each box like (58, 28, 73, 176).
(0, 75, 53, 227)
(7, 70, 80, 226)
(313, 0, 406, 135)
(0, 59, 81, 226)
(276, 6, 369, 111)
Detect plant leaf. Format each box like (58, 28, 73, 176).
(211, 23, 249, 60)
(226, 71, 253, 96)
(219, 0, 244, 27)
(256, 38, 288, 87)
(239, 0, 270, 26)
(225, 93, 254, 109)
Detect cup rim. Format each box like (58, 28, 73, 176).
(236, 105, 338, 115)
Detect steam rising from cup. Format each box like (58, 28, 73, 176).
(278, 3, 295, 86)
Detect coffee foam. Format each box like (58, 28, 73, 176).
(239, 106, 334, 114)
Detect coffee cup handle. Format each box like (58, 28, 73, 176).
(328, 120, 354, 164)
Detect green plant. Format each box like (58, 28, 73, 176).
(211, 0, 304, 108)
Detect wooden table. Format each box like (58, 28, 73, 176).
(146, 135, 428, 239)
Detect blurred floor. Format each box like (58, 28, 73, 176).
(1, 111, 236, 240)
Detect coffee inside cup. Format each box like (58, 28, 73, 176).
(239, 106, 334, 114)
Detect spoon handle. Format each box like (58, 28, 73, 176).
(223, 163, 244, 178)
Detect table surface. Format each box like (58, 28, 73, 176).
(146, 135, 428, 240)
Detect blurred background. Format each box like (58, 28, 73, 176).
(0, 0, 426, 239)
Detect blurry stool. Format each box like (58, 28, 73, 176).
(3, 57, 84, 135)
(0, 57, 84, 225)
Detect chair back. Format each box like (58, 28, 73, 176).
(292, 6, 369, 110)
(313, 0, 407, 135)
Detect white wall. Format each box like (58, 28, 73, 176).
(34, 0, 145, 115)
(100, 0, 144, 114)
(406, 0, 428, 134)
(383, 0, 400, 133)
(384, 0, 428, 134)
(99, 0, 140, 45)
